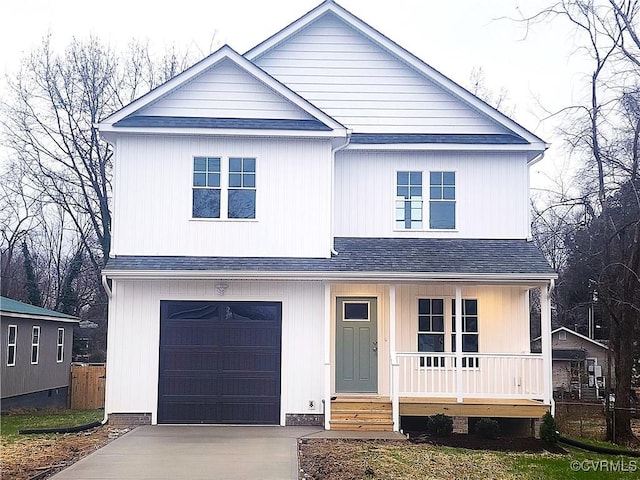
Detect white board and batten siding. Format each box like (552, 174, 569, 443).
(334, 150, 530, 239)
(105, 279, 326, 425)
(253, 14, 509, 135)
(111, 135, 332, 257)
(138, 59, 314, 121)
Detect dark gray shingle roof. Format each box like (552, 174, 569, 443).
(104, 238, 555, 277)
(350, 133, 529, 145)
(113, 115, 333, 131)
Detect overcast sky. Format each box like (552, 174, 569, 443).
(0, 0, 590, 188)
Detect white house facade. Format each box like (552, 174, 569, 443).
(99, 0, 556, 432)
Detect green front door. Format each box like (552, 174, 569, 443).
(336, 297, 378, 393)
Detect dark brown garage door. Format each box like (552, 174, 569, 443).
(158, 301, 281, 424)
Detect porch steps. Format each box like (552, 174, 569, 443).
(330, 397, 393, 431)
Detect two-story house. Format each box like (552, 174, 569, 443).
(98, 0, 556, 432)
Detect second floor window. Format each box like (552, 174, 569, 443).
(429, 171, 455, 229)
(396, 171, 422, 230)
(192, 156, 256, 220)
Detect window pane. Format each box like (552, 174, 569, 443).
(8, 346, 15, 365)
(432, 299, 443, 314)
(193, 189, 220, 218)
(430, 171, 442, 185)
(430, 202, 455, 229)
(229, 157, 242, 172)
(432, 315, 444, 332)
(410, 171, 422, 184)
(244, 158, 256, 172)
(464, 299, 478, 315)
(418, 299, 430, 315)
(463, 334, 478, 352)
(228, 189, 256, 218)
(465, 317, 478, 332)
(194, 157, 206, 171)
(419, 334, 444, 352)
(344, 302, 369, 320)
(418, 316, 431, 332)
(430, 187, 441, 200)
(207, 157, 220, 172)
(395, 207, 405, 221)
(31, 346, 38, 363)
(410, 206, 422, 221)
(193, 173, 206, 187)
(207, 173, 220, 187)
(397, 171, 409, 185)
(443, 187, 455, 200)
(58, 329, 64, 344)
(229, 173, 242, 187)
(443, 171, 455, 185)
(8, 326, 16, 343)
(410, 186, 422, 197)
(244, 174, 256, 188)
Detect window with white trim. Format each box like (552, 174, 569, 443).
(192, 156, 256, 219)
(31, 326, 40, 365)
(57, 328, 65, 363)
(451, 299, 479, 368)
(7, 325, 17, 366)
(418, 298, 445, 366)
(429, 171, 455, 229)
(396, 171, 422, 230)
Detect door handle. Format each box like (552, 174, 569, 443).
(372, 341, 378, 352)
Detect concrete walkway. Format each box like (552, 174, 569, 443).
(49, 425, 321, 480)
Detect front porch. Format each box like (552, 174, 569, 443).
(324, 282, 555, 432)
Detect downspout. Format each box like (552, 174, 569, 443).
(527, 152, 545, 241)
(100, 274, 112, 425)
(330, 131, 352, 255)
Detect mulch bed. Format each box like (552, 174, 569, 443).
(407, 431, 567, 453)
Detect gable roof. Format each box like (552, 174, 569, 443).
(245, 0, 547, 155)
(97, 45, 346, 137)
(103, 237, 557, 282)
(532, 326, 608, 350)
(0, 296, 78, 323)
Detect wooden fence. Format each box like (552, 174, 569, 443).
(70, 363, 106, 409)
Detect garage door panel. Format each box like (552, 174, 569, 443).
(158, 300, 281, 424)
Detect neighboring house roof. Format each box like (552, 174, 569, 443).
(0, 297, 78, 323)
(532, 326, 609, 350)
(97, 45, 346, 136)
(552, 349, 587, 361)
(245, 0, 547, 154)
(104, 237, 556, 281)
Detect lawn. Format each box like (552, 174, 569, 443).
(1, 408, 104, 442)
(299, 439, 639, 480)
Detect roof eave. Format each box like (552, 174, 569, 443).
(344, 142, 547, 153)
(1, 311, 79, 323)
(96, 125, 347, 139)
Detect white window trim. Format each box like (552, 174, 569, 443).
(191, 155, 258, 221)
(31, 326, 40, 365)
(428, 170, 457, 230)
(7, 325, 17, 367)
(394, 169, 423, 231)
(57, 328, 65, 363)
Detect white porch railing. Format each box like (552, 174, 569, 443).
(396, 352, 545, 399)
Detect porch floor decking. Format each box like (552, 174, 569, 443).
(399, 397, 550, 418)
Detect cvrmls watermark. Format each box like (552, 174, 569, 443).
(570, 459, 638, 473)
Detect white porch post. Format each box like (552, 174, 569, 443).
(455, 286, 463, 402)
(540, 281, 553, 407)
(323, 282, 332, 430)
(389, 285, 399, 431)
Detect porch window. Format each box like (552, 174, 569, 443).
(418, 298, 445, 367)
(7, 325, 16, 366)
(396, 171, 422, 230)
(429, 171, 455, 229)
(451, 299, 479, 367)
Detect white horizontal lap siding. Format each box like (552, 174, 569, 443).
(105, 279, 325, 423)
(254, 14, 506, 134)
(333, 150, 530, 238)
(113, 135, 331, 257)
(139, 59, 313, 120)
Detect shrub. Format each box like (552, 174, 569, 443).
(426, 414, 453, 437)
(540, 411, 559, 445)
(474, 417, 501, 439)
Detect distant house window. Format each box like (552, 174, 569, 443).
(31, 326, 40, 365)
(193, 156, 221, 218)
(228, 157, 256, 219)
(429, 171, 455, 229)
(7, 325, 17, 366)
(418, 299, 445, 366)
(57, 328, 65, 363)
(396, 171, 422, 229)
(451, 299, 478, 368)
(559, 330, 567, 341)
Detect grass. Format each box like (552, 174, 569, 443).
(0, 409, 103, 443)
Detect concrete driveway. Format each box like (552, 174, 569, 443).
(49, 425, 322, 480)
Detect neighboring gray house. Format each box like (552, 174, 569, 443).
(1, 297, 78, 410)
(532, 326, 612, 401)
